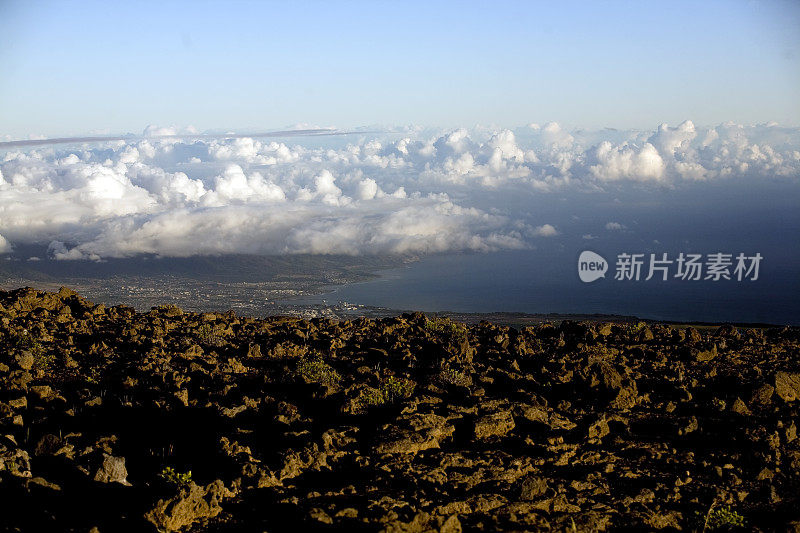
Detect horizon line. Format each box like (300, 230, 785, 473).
(0, 128, 378, 149)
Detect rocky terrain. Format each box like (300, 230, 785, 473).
(0, 287, 798, 532)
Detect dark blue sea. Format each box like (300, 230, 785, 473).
(297, 180, 800, 325)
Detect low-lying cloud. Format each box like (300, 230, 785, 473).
(1, 121, 798, 260)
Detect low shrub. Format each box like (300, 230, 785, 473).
(158, 466, 193, 486)
(703, 504, 746, 531)
(359, 375, 415, 406)
(296, 355, 340, 385)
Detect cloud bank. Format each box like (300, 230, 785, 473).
(1, 121, 798, 260)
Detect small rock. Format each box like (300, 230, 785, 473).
(685, 327, 702, 343)
(30, 385, 54, 401)
(85, 397, 103, 407)
(34, 434, 61, 456)
(519, 476, 549, 500)
(9, 370, 33, 390)
(517, 404, 549, 425)
(588, 417, 610, 440)
(786, 421, 797, 443)
(715, 324, 741, 339)
(474, 410, 515, 440)
(174, 389, 189, 407)
(610, 383, 639, 410)
(15, 352, 34, 371)
(695, 344, 718, 362)
(144, 480, 236, 532)
(184, 344, 204, 358)
(309, 508, 333, 524)
(335, 507, 359, 518)
(246, 343, 262, 358)
(750, 384, 774, 405)
(8, 396, 27, 409)
(439, 515, 462, 533)
(373, 413, 455, 454)
(730, 397, 751, 416)
(638, 327, 654, 342)
(645, 510, 683, 529)
(775, 371, 800, 402)
(0, 447, 31, 478)
(757, 467, 774, 481)
(27, 476, 61, 491)
(93, 454, 131, 486)
(678, 416, 699, 436)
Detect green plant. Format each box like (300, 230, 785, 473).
(11, 329, 43, 354)
(628, 321, 648, 334)
(359, 375, 415, 406)
(11, 329, 55, 372)
(195, 323, 220, 346)
(702, 504, 745, 531)
(158, 466, 193, 486)
(437, 365, 472, 387)
(34, 351, 57, 373)
(425, 317, 467, 342)
(296, 355, 340, 385)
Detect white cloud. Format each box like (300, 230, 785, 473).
(487, 130, 526, 162)
(605, 221, 625, 230)
(590, 142, 665, 182)
(541, 122, 574, 149)
(648, 120, 697, 157)
(532, 224, 558, 237)
(143, 124, 179, 137)
(355, 178, 379, 200)
(208, 165, 285, 204)
(0, 121, 798, 260)
(296, 170, 347, 206)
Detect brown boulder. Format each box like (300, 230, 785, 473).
(144, 480, 236, 532)
(373, 413, 455, 454)
(519, 476, 549, 500)
(474, 410, 515, 440)
(775, 372, 800, 402)
(93, 454, 131, 486)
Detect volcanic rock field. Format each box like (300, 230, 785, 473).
(0, 287, 798, 532)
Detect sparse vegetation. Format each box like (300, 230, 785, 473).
(359, 375, 416, 406)
(425, 317, 467, 342)
(195, 323, 222, 346)
(158, 466, 193, 486)
(10, 329, 55, 372)
(34, 351, 57, 373)
(702, 504, 746, 531)
(296, 354, 341, 385)
(437, 365, 472, 387)
(10, 329, 43, 355)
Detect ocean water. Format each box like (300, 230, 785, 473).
(298, 249, 799, 325)
(294, 180, 800, 325)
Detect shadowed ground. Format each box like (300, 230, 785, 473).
(0, 287, 798, 531)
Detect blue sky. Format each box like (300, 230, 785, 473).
(1, 0, 799, 136)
